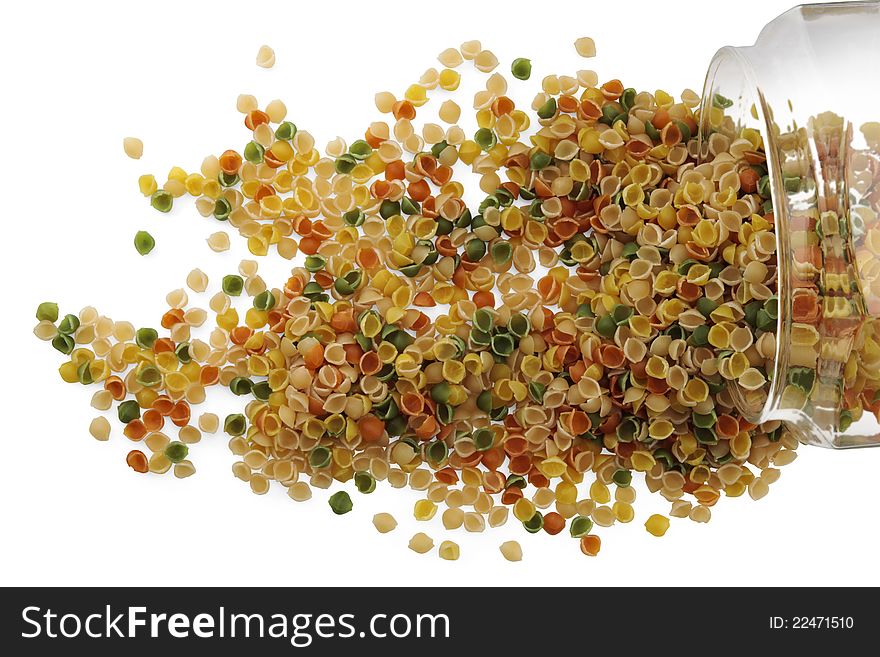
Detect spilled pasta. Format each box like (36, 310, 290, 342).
(33, 38, 794, 559)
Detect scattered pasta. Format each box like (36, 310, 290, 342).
(123, 137, 143, 159)
(256, 45, 275, 68)
(574, 37, 597, 58)
(37, 34, 833, 562)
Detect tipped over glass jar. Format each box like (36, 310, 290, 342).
(699, 1, 880, 447)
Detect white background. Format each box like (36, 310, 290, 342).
(2, 0, 878, 587)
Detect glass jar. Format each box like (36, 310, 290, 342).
(698, 1, 880, 447)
